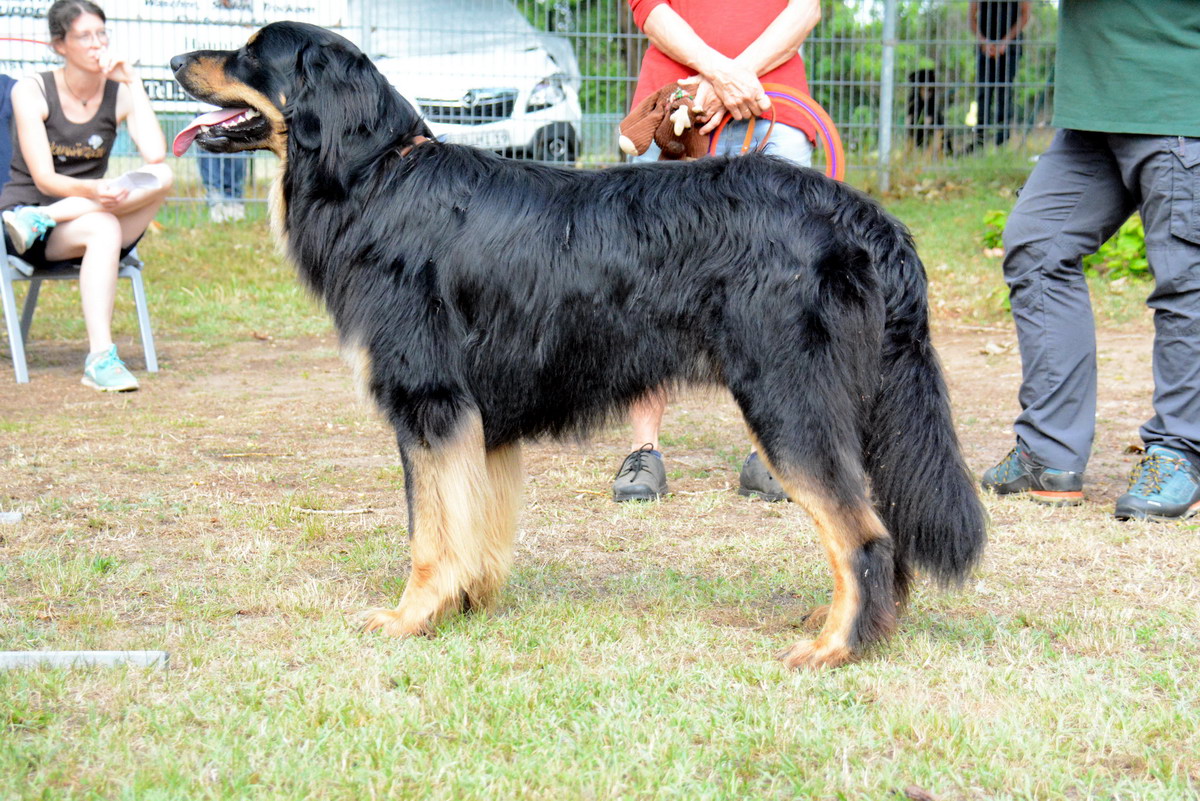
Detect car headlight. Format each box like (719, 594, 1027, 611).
(526, 75, 567, 112)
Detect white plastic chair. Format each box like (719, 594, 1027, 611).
(1, 244, 158, 383)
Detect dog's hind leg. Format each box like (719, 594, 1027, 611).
(359, 411, 520, 637)
(748, 437, 898, 670)
(473, 442, 523, 607)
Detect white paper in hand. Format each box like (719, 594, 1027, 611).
(111, 169, 161, 192)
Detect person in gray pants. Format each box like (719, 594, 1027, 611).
(982, 0, 1200, 520)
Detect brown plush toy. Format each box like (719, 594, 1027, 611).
(618, 82, 709, 161)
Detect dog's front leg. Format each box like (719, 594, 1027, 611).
(359, 412, 520, 637)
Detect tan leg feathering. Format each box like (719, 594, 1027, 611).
(359, 413, 523, 637)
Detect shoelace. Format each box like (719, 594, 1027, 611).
(995, 446, 1024, 481)
(616, 445, 656, 479)
(92, 351, 128, 374)
(17, 209, 56, 240)
(1127, 451, 1186, 495)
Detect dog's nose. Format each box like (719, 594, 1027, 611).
(169, 55, 184, 72)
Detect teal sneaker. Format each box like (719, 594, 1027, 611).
(1114, 445, 1200, 521)
(981, 445, 1084, 506)
(2, 206, 56, 255)
(82, 346, 139, 392)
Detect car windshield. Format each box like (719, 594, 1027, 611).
(367, 0, 544, 59)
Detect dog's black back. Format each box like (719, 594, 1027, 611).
(305, 143, 893, 451)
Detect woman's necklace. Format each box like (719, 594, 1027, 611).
(61, 70, 102, 108)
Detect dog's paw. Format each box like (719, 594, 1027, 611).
(354, 607, 435, 638)
(798, 605, 830, 632)
(776, 638, 852, 670)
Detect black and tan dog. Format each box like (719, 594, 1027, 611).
(171, 22, 986, 669)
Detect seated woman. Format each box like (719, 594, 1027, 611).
(1, 0, 172, 391)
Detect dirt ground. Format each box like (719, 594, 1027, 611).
(1, 321, 1158, 523)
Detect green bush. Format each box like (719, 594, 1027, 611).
(1084, 215, 1149, 280)
(982, 210, 1150, 281)
(982, 209, 1007, 249)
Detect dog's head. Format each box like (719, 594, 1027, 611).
(171, 21, 426, 168)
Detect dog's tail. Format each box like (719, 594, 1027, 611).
(862, 222, 987, 598)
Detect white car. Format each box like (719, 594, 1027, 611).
(370, 1, 582, 163)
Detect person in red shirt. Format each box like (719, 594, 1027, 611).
(612, 0, 822, 503)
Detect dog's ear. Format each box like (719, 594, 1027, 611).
(288, 43, 328, 152)
(287, 41, 393, 182)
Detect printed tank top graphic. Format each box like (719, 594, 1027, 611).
(53, 131, 108, 162)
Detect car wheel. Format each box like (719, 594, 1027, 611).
(533, 123, 577, 163)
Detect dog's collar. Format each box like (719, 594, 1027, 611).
(400, 135, 432, 158)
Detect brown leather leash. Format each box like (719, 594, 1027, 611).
(734, 105, 778, 154)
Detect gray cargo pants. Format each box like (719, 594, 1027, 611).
(1003, 130, 1200, 472)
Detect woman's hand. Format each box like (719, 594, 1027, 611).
(679, 76, 726, 136)
(701, 55, 771, 123)
(93, 180, 130, 209)
(99, 50, 138, 85)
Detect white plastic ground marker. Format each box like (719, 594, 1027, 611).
(0, 651, 169, 669)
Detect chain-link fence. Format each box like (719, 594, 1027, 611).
(2, 0, 1058, 219)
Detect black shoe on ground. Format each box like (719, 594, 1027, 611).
(613, 444, 667, 502)
(980, 446, 1084, 506)
(737, 452, 790, 502)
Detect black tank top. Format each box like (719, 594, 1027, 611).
(0, 71, 119, 210)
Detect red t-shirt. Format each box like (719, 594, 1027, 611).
(628, 0, 816, 143)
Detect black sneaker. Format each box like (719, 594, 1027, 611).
(1114, 445, 1200, 521)
(737, 452, 790, 502)
(981, 446, 1083, 506)
(613, 444, 667, 502)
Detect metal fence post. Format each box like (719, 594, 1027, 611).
(358, 0, 372, 57)
(878, 0, 899, 192)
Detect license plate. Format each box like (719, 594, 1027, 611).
(443, 130, 509, 149)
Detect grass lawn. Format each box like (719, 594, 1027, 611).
(1, 164, 1196, 800)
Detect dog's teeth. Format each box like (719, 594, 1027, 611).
(245, 109, 260, 119)
(200, 125, 210, 133)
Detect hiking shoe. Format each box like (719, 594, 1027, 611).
(1114, 445, 1200, 521)
(613, 444, 667, 502)
(737, 451, 789, 502)
(82, 345, 139, 392)
(981, 446, 1083, 506)
(3, 206, 56, 255)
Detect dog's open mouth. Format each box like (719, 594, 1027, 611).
(172, 107, 269, 156)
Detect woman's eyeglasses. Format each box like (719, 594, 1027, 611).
(69, 31, 109, 47)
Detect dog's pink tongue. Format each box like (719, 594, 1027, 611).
(172, 108, 250, 157)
